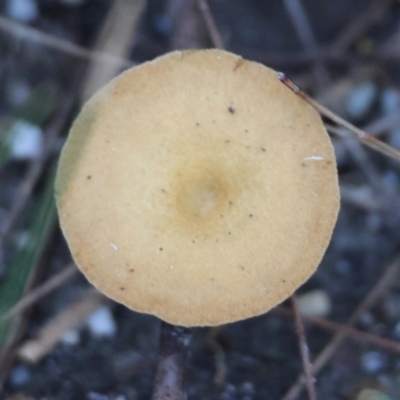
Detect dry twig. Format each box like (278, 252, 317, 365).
(278, 73, 400, 162)
(0, 15, 133, 68)
(290, 296, 317, 400)
(281, 256, 400, 400)
(275, 306, 400, 355)
(197, 0, 224, 49)
(282, 0, 330, 89)
(2, 263, 78, 321)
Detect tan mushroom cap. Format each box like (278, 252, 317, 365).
(55, 49, 339, 327)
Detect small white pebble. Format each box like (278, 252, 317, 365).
(297, 289, 331, 318)
(6, 0, 38, 22)
(87, 392, 108, 400)
(17, 231, 31, 249)
(304, 156, 324, 161)
(8, 81, 30, 106)
(170, 265, 174, 269)
(346, 81, 378, 120)
(361, 351, 387, 374)
(86, 306, 117, 338)
(61, 329, 80, 346)
(9, 121, 43, 160)
(110, 243, 118, 251)
(381, 87, 400, 114)
(10, 365, 30, 386)
(356, 388, 391, 400)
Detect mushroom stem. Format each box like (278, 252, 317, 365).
(152, 321, 192, 400)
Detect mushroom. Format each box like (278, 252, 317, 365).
(55, 49, 339, 328)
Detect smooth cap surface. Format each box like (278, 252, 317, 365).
(55, 49, 339, 327)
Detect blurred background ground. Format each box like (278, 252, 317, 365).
(0, 0, 400, 399)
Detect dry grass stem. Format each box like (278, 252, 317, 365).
(290, 296, 317, 400)
(2, 263, 78, 321)
(81, 0, 144, 100)
(279, 73, 400, 162)
(197, 0, 224, 49)
(329, 0, 393, 53)
(17, 289, 105, 364)
(0, 15, 133, 68)
(282, 0, 330, 89)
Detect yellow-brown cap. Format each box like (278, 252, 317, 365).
(55, 49, 339, 327)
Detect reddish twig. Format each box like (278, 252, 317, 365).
(152, 322, 192, 400)
(197, 0, 224, 49)
(281, 256, 400, 400)
(290, 296, 317, 400)
(278, 72, 400, 162)
(2, 263, 78, 321)
(275, 306, 400, 355)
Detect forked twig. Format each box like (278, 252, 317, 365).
(275, 306, 400, 355)
(281, 256, 400, 400)
(2, 263, 78, 321)
(278, 72, 400, 162)
(290, 296, 317, 400)
(197, 0, 224, 49)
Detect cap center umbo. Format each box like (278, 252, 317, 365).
(172, 163, 235, 230)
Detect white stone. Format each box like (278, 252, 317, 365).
(361, 351, 387, 374)
(381, 87, 400, 114)
(356, 388, 391, 400)
(9, 121, 43, 160)
(297, 289, 331, 318)
(8, 81, 30, 106)
(346, 81, 378, 120)
(6, 0, 38, 22)
(61, 329, 80, 346)
(86, 306, 116, 338)
(10, 364, 30, 386)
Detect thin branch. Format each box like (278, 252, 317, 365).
(326, 125, 385, 192)
(0, 15, 133, 68)
(329, 0, 393, 54)
(282, 0, 330, 89)
(275, 306, 400, 355)
(281, 256, 400, 400)
(197, 0, 224, 49)
(2, 263, 78, 321)
(278, 73, 400, 162)
(290, 296, 317, 400)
